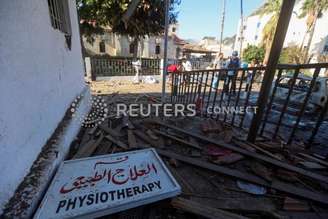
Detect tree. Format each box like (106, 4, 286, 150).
(317, 54, 328, 76)
(242, 45, 265, 63)
(77, 0, 180, 57)
(278, 45, 309, 64)
(298, 0, 328, 63)
(256, 0, 282, 64)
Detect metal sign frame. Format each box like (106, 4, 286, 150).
(34, 148, 181, 219)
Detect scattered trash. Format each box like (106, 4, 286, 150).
(206, 145, 231, 157)
(236, 181, 267, 195)
(283, 197, 310, 211)
(143, 76, 158, 84)
(212, 153, 244, 165)
(25, 93, 328, 218)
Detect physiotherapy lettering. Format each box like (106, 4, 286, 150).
(55, 156, 161, 214)
(56, 181, 162, 213)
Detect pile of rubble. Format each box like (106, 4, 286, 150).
(67, 93, 328, 219)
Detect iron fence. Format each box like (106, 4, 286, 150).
(169, 58, 211, 70)
(169, 63, 328, 146)
(90, 57, 161, 77)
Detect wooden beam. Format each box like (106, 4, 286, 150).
(105, 134, 128, 150)
(153, 130, 202, 150)
(134, 130, 164, 148)
(298, 153, 328, 167)
(157, 149, 328, 205)
(127, 130, 138, 149)
(94, 141, 113, 156)
(153, 120, 328, 184)
(73, 134, 104, 159)
(100, 124, 124, 137)
(171, 197, 249, 219)
(247, 0, 296, 142)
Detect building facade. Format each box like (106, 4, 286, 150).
(234, 0, 328, 61)
(83, 24, 185, 59)
(198, 36, 234, 57)
(0, 0, 89, 215)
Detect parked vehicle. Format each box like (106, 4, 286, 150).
(273, 74, 328, 113)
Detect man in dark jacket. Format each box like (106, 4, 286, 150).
(224, 51, 240, 95)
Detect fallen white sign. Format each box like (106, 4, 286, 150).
(34, 148, 181, 219)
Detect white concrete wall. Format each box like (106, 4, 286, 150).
(235, 0, 328, 59)
(0, 0, 85, 212)
(234, 14, 271, 52)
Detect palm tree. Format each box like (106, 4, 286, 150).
(257, 0, 282, 64)
(299, 0, 328, 63)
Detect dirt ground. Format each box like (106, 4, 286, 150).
(89, 79, 171, 95)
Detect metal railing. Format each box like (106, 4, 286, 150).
(90, 57, 161, 77)
(169, 59, 211, 70)
(169, 63, 328, 146)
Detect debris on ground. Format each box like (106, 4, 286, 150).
(50, 93, 328, 218)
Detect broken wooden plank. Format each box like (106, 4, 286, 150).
(99, 124, 125, 137)
(212, 153, 244, 165)
(88, 125, 98, 135)
(105, 134, 128, 150)
(94, 141, 113, 156)
(171, 197, 248, 219)
(153, 121, 328, 184)
(298, 153, 328, 167)
(166, 165, 194, 193)
(146, 129, 159, 140)
(127, 130, 137, 149)
(156, 149, 328, 205)
(123, 115, 135, 129)
(79, 128, 92, 146)
(73, 134, 104, 159)
(153, 130, 202, 150)
(283, 197, 310, 211)
(188, 196, 277, 217)
(235, 140, 283, 161)
(133, 130, 164, 149)
(277, 212, 328, 219)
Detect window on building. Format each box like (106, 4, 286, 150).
(129, 43, 135, 54)
(243, 25, 247, 30)
(47, 0, 72, 49)
(257, 22, 261, 28)
(99, 41, 106, 53)
(254, 35, 258, 40)
(155, 45, 161, 55)
(176, 47, 181, 59)
(172, 27, 176, 33)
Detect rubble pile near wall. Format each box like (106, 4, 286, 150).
(68, 93, 328, 219)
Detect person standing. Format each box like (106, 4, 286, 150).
(214, 52, 225, 69)
(132, 59, 142, 84)
(167, 62, 181, 96)
(224, 51, 240, 95)
(181, 58, 192, 86)
(182, 58, 192, 71)
(212, 53, 225, 88)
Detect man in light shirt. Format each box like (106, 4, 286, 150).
(182, 58, 192, 71)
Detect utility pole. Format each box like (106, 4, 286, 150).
(161, 0, 170, 103)
(219, 0, 226, 54)
(239, 0, 244, 57)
